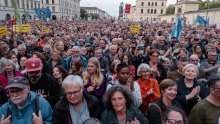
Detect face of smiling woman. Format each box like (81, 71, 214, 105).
(111, 91, 127, 113)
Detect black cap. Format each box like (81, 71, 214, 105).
(5, 76, 29, 89)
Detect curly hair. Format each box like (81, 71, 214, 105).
(103, 85, 134, 110)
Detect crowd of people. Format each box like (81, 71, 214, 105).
(0, 19, 220, 124)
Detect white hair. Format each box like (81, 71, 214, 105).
(182, 64, 199, 77)
(18, 43, 26, 50)
(109, 44, 117, 50)
(62, 75, 84, 89)
(72, 45, 80, 51)
(137, 63, 152, 76)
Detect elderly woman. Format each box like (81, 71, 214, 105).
(136, 63, 160, 114)
(101, 86, 147, 124)
(162, 106, 187, 124)
(175, 64, 209, 116)
(147, 79, 182, 124)
(0, 59, 23, 87)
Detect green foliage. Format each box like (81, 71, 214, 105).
(88, 13, 100, 20)
(80, 9, 88, 20)
(199, 0, 220, 10)
(166, 5, 175, 14)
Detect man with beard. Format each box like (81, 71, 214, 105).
(64, 45, 88, 71)
(0, 76, 52, 124)
(25, 57, 60, 108)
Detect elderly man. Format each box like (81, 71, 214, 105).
(188, 75, 220, 124)
(0, 76, 52, 124)
(52, 75, 101, 124)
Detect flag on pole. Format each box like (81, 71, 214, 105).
(14, 0, 22, 30)
(169, 16, 183, 41)
(34, 7, 51, 19)
(196, 15, 208, 26)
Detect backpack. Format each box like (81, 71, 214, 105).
(6, 95, 40, 118)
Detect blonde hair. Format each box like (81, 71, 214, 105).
(83, 57, 103, 89)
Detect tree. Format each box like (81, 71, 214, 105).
(199, 0, 220, 10)
(80, 9, 88, 20)
(166, 5, 175, 14)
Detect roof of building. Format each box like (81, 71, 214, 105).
(80, 7, 100, 10)
(184, 7, 220, 14)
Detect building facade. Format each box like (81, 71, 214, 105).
(126, 0, 167, 22)
(0, 0, 80, 20)
(80, 7, 112, 19)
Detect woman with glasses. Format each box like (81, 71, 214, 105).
(101, 86, 147, 124)
(147, 49, 167, 83)
(136, 63, 160, 115)
(163, 106, 187, 124)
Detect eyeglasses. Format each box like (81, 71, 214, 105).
(151, 55, 159, 58)
(66, 89, 81, 97)
(166, 119, 184, 124)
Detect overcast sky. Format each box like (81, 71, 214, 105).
(80, 0, 177, 17)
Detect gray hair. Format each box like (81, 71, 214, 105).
(182, 64, 199, 77)
(137, 63, 151, 76)
(72, 45, 80, 51)
(62, 75, 84, 89)
(1, 59, 15, 69)
(18, 43, 26, 50)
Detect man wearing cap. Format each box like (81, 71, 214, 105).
(25, 57, 60, 108)
(0, 76, 52, 124)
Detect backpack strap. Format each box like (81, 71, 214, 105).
(32, 95, 40, 116)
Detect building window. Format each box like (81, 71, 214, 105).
(148, 2, 150, 6)
(22, 0, 25, 8)
(141, 9, 143, 13)
(147, 9, 150, 14)
(26, 0, 29, 9)
(153, 18, 156, 21)
(52, 0, 55, 4)
(17, 0, 20, 8)
(151, 2, 154, 6)
(31, 1, 33, 9)
(42, 0, 43, 4)
(161, 9, 163, 14)
(4, 0, 8, 7)
(141, 2, 144, 6)
(38, 2, 40, 8)
(52, 7, 55, 12)
(11, 0, 14, 7)
(155, 2, 157, 6)
(151, 9, 153, 14)
(34, 2, 37, 8)
(162, 2, 164, 6)
(46, 0, 49, 4)
(154, 9, 156, 14)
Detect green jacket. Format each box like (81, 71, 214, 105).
(101, 106, 148, 124)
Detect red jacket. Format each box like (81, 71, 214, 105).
(0, 71, 24, 88)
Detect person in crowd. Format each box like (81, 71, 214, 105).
(83, 118, 101, 124)
(52, 75, 101, 124)
(17, 43, 30, 62)
(52, 65, 69, 96)
(200, 50, 220, 80)
(105, 44, 118, 64)
(120, 53, 136, 78)
(192, 44, 206, 61)
(69, 58, 83, 76)
(0, 86, 8, 106)
(167, 57, 189, 81)
(64, 45, 88, 71)
(0, 76, 53, 124)
(47, 50, 65, 69)
(32, 51, 51, 74)
(147, 79, 182, 124)
(25, 57, 60, 108)
(151, 36, 171, 57)
(83, 57, 106, 100)
(175, 64, 209, 115)
(159, 57, 171, 73)
(0, 59, 23, 87)
(105, 59, 121, 83)
(93, 47, 109, 75)
(7, 51, 19, 71)
(136, 63, 161, 114)
(0, 41, 10, 57)
(147, 49, 167, 83)
(42, 44, 52, 61)
(162, 106, 187, 124)
(99, 38, 110, 57)
(19, 56, 27, 74)
(106, 62, 142, 107)
(188, 75, 220, 124)
(101, 85, 148, 124)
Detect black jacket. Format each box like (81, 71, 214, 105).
(52, 92, 101, 124)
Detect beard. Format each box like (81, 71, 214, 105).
(11, 96, 23, 105)
(28, 73, 41, 84)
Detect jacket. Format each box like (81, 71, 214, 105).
(52, 92, 101, 124)
(175, 77, 209, 115)
(64, 56, 88, 70)
(0, 71, 23, 88)
(101, 105, 148, 124)
(0, 91, 53, 124)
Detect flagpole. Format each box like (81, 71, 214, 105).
(14, 0, 22, 31)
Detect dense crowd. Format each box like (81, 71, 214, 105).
(0, 19, 220, 124)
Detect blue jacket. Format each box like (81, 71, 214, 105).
(0, 91, 53, 124)
(64, 56, 88, 70)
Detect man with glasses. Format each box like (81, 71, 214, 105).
(26, 57, 60, 108)
(0, 76, 52, 124)
(188, 75, 220, 124)
(200, 50, 220, 80)
(52, 75, 101, 123)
